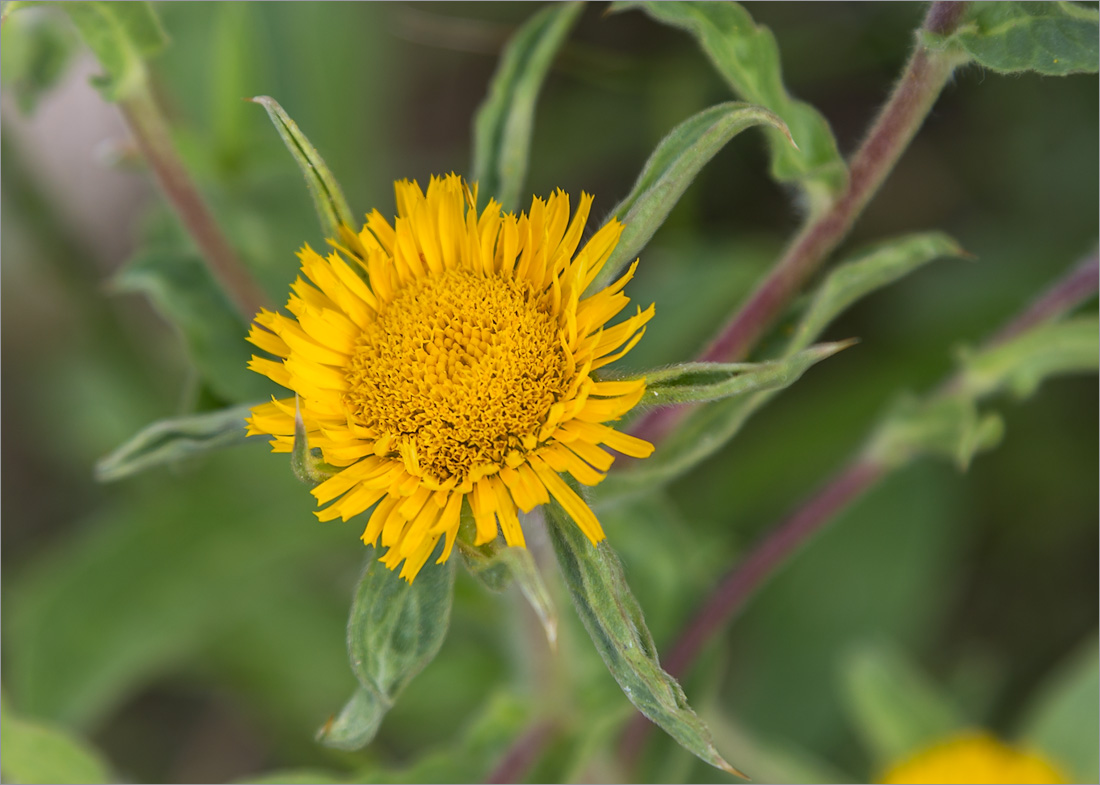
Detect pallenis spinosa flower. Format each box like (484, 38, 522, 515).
(246, 174, 654, 581)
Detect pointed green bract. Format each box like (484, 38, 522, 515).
(95, 403, 256, 482)
(839, 643, 966, 768)
(319, 548, 456, 751)
(925, 1, 1099, 76)
(615, 0, 846, 212)
(250, 96, 355, 241)
(545, 498, 745, 778)
(471, 2, 582, 211)
(291, 398, 339, 486)
(113, 248, 273, 403)
(637, 342, 854, 407)
(592, 102, 793, 292)
(0, 696, 113, 784)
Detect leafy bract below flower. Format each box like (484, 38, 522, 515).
(880, 731, 1065, 784)
(246, 174, 654, 581)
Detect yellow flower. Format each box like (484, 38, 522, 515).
(246, 174, 654, 581)
(880, 731, 1066, 784)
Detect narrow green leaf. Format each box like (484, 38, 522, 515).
(95, 403, 255, 482)
(593, 102, 794, 291)
(471, 2, 582, 211)
(638, 341, 853, 407)
(957, 316, 1100, 400)
(112, 247, 273, 403)
(615, 0, 846, 210)
(459, 530, 558, 648)
(925, 2, 1099, 76)
(1017, 640, 1100, 783)
(839, 643, 966, 767)
(0, 696, 113, 784)
(55, 1, 167, 101)
(249, 95, 355, 240)
(319, 547, 456, 751)
(787, 232, 967, 355)
(545, 499, 745, 778)
(865, 394, 1005, 471)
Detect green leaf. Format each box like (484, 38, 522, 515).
(638, 341, 853, 407)
(471, 2, 582, 211)
(839, 642, 966, 767)
(865, 394, 1005, 471)
(54, 1, 168, 100)
(545, 499, 745, 778)
(787, 232, 967, 355)
(957, 316, 1100, 400)
(318, 547, 456, 751)
(926, 2, 1099, 76)
(112, 247, 273, 403)
(249, 95, 355, 241)
(1017, 639, 1100, 783)
(0, 696, 113, 784)
(593, 101, 794, 292)
(458, 532, 558, 648)
(0, 7, 79, 113)
(615, 0, 846, 211)
(95, 403, 255, 482)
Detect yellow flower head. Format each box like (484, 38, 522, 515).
(246, 174, 654, 581)
(880, 731, 1066, 784)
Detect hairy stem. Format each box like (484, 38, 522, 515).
(121, 84, 268, 319)
(631, 2, 969, 445)
(618, 251, 1099, 767)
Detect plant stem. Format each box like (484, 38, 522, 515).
(486, 721, 557, 784)
(120, 83, 268, 319)
(630, 2, 969, 446)
(617, 251, 1099, 767)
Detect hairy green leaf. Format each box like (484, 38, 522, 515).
(471, 2, 582, 211)
(95, 403, 255, 482)
(787, 232, 966, 354)
(112, 248, 274, 403)
(615, 0, 846, 210)
(926, 1, 1099, 76)
(1018, 640, 1100, 783)
(250, 95, 355, 241)
(593, 102, 793, 292)
(0, 696, 112, 784)
(32, 1, 168, 101)
(839, 643, 966, 767)
(545, 499, 744, 778)
(638, 341, 853, 407)
(957, 316, 1099, 400)
(319, 548, 455, 750)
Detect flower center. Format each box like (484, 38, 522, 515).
(345, 268, 567, 482)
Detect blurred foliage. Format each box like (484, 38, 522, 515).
(1, 2, 1096, 783)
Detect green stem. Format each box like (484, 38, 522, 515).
(120, 83, 268, 319)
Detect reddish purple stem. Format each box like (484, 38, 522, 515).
(486, 721, 556, 784)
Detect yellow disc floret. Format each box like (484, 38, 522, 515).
(246, 174, 655, 580)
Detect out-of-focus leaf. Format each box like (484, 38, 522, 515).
(112, 247, 273, 403)
(839, 642, 966, 767)
(459, 531, 558, 648)
(787, 232, 966, 355)
(957, 316, 1099, 400)
(25, 1, 169, 100)
(864, 394, 1004, 471)
(1017, 639, 1100, 783)
(545, 497, 745, 778)
(249, 95, 354, 241)
(238, 771, 349, 785)
(95, 403, 255, 482)
(318, 548, 455, 751)
(925, 1, 1099, 76)
(614, 0, 846, 211)
(594, 102, 793, 291)
(637, 341, 852, 407)
(471, 2, 582, 211)
(0, 7, 79, 113)
(0, 696, 113, 784)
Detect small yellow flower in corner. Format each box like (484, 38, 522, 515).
(246, 174, 655, 581)
(880, 730, 1066, 784)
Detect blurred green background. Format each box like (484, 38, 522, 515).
(2, 2, 1096, 782)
